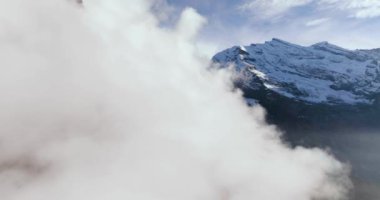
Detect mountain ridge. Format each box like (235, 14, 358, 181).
(213, 38, 380, 105)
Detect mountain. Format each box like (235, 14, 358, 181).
(212, 38, 380, 199)
(212, 38, 380, 132)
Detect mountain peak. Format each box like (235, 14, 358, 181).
(265, 38, 297, 46)
(312, 41, 329, 45)
(311, 41, 349, 52)
(271, 38, 290, 43)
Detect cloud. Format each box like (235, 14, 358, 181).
(320, 0, 380, 19)
(239, 0, 313, 18)
(306, 18, 330, 26)
(240, 0, 380, 19)
(151, 0, 176, 22)
(0, 0, 351, 200)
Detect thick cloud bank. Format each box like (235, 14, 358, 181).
(0, 0, 351, 199)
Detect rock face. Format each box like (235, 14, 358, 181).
(212, 38, 380, 132)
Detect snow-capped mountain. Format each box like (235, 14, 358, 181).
(213, 38, 380, 105)
(213, 40, 380, 194)
(212, 38, 380, 133)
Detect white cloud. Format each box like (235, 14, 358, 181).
(151, 0, 176, 22)
(0, 0, 350, 200)
(306, 17, 330, 26)
(239, 0, 313, 18)
(241, 0, 380, 19)
(320, 0, 380, 18)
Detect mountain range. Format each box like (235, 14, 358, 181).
(212, 38, 380, 132)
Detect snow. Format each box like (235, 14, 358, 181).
(247, 65, 267, 79)
(213, 38, 380, 105)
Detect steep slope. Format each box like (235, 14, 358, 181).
(212, 38, 380, 131)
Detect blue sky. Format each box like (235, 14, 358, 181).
(155, 0, 380, 52)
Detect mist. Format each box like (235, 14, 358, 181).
(0, 0, 351, 199)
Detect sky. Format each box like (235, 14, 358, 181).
(158, 0, 380, 54)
